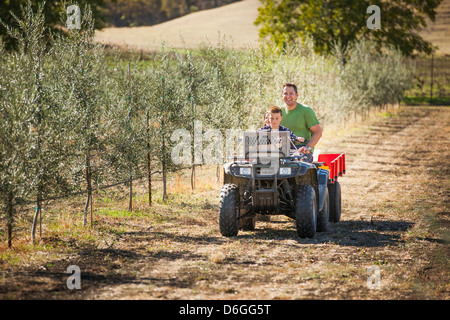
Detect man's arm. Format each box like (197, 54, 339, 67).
(298, 124, 322, 154)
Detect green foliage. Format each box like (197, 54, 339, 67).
(338, 41, 412, 115)
(255, 0, 443, 56)
(102, 61, 148, 183)
(0, 0, 107, 51)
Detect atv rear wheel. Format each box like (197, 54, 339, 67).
(317, 187, 329, 232)
(295, 185, 317, 238)
(219, 184, 239, 236)
(328, 181, 341, 222)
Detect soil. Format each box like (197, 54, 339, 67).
(1, 105, 449, 301)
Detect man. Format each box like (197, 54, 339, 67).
(280, 82, 322, 162)
(258, 105, 305, 146)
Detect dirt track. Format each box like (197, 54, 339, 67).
(1, 105, 449, 300)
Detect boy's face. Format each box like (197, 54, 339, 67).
(269, 112, 282, 128)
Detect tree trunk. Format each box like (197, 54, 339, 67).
(128, 173, 133, 211)
(84, 155, 92, 226)
(31, 194, 42, 245)
(7, 193, 14, 249)
(147, 110, 152, 206)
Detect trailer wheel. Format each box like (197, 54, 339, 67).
(317, 187, 329, 232)
(295, 185, 317, 238)
(328, 181, 341, 222)
(219, 184, 239, 236)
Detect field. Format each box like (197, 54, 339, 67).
(1, 0, 449, 304)
(94, 0, 261, 50)
(1, 105, 448, 300)
(94, 0, 450, 55)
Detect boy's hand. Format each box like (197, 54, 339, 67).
(296, 137, 305, 143)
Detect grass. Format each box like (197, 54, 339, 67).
(402, 96, 450, 106)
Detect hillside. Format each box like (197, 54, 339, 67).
(102, 0, 241, 28)
(95, 0, 261, 50)
(95, 0, 450, 54)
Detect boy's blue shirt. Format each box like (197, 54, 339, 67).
(257, 125, 298, 149)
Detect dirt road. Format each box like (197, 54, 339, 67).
(1, 105, 449, 300)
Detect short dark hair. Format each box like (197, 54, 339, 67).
(282, 82, 297, 94)
(269, 105, 282, 116)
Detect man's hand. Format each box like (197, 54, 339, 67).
(296, 137, 305, 143)
(298, 124, 322, 155)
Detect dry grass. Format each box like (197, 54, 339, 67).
(95, 0, 261, 51)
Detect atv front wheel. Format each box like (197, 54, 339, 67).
(219, 184, 239, 236)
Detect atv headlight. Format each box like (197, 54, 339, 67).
(239, 167, 252, 175)
(279, 167, 292, 175)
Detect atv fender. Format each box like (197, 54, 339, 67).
(317, 169, 329, 212)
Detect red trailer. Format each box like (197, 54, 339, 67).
(315, 153, 346, 222)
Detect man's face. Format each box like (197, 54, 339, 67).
(282, 86, 298, 108)
(269, 112, 282, 128)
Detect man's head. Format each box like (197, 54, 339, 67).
(282, 82, 299, 109)
(268, 106, 282, 129)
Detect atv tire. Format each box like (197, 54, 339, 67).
(328, 181, 341, 222)
(219, 184, 239, 236)
(317, 187, 329, 232)
(295, 185, 317, 238)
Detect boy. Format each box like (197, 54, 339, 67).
(258, 106, 305, 150)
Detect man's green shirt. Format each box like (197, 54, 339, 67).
(280, 103, 319, 150)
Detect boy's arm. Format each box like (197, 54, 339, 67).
(287, 128, 305, 143)
(290, 131, 305, 143)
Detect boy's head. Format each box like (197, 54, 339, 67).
(268, 106, 282, 129)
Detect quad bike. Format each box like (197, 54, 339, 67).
(219, 131, 345, 238)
